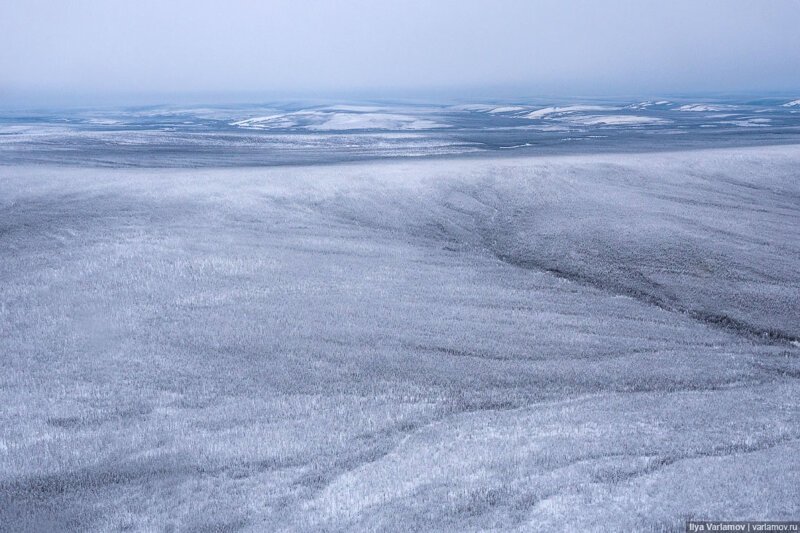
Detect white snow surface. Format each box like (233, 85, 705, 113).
(232, 111, 447, 131)
(1, 145, 799, 531)
(724, 118, 772, 127)
(488, 106, 527, 113)
(625, 100, 671, 110)
(525, 105, 618, 119)
(558, 114, 670, 126)
(309, 112, 447, 131)
(676, 104, 726, 112)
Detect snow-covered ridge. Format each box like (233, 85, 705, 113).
(723, 118, 772, 128)
(523, 105, 669, 125)
(783, 99, 800, 107)
(676, 104, 726, 112)
(445, 104, 529, 113)
(526, 105, 617, 119)
(562, 115, 670, 126)
(487, 106, 527, 114)
(625, 100, 672, 109)
(232, 110, 448, 131)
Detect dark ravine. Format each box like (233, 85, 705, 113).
(493, 250, 800, 347)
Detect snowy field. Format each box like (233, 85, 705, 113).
(1, 145, 799, 531)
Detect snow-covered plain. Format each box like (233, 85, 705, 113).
(1, 145, 799, 531)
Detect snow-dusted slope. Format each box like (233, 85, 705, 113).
(558, 114, 669, 125)
(525, 105, 617, 119)
(232, 110, 447, 131)
(677, 104, 727, 112)
(1, 146, 799, 530)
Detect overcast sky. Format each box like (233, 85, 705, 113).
(1, 0, 799, 103)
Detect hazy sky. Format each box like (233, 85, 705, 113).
(2, 0, 799, 103)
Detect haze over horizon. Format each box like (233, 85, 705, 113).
(2, 0, 800, 107)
